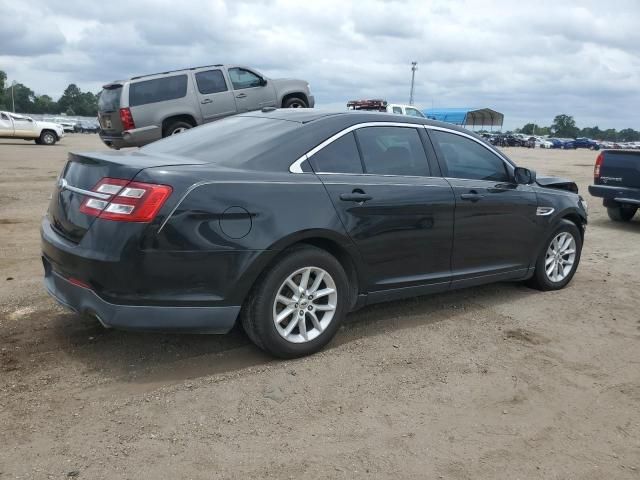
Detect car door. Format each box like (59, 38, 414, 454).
(193, 69, 238, 122)
(11, 115, 37, 138)
(227, 67, 277, 111)
(309, 124, 455, 298)
(0, 113, 14, 137)
(427, 128, 541, 286)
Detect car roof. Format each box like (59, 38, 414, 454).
(237, 108, 478, 134)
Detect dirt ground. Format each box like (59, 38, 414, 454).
(0, 134, 638, 479)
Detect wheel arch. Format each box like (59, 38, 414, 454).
(237, 230, 364, 313)
(161, 114, 197, 135)
(281, 92, 308, 108)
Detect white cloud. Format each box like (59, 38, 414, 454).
(0, 0, 638, 129)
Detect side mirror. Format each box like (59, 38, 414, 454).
(514, 167, 536, 184)
(259, 77, 267, 87)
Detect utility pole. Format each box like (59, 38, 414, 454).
(11, 81, 16, 113)
(409, 62, 417, 105)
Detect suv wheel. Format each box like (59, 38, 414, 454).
(283, 97, 307, 108)
(163, 121, 193, 137)
(39, 130, 57, 146)
(607, 205, 637, 222)
(241, 246, 349, 358)
(528, 219, 582, 291)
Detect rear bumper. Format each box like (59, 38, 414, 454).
(43, 258, 239, 333)
(589, 184, 640, 205)
(99, 125, 161, 149)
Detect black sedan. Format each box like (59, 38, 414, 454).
(42, 110, 587, 358)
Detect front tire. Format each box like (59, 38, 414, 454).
(528, 220, 582, 291)
(607, 205, 637, 222)
(282, 97, 307, 108)
(241, 246, 349, 358)
(39, 130, 57, 146)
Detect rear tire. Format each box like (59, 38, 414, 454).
(527, 219, 582, 291)
(39, 130, 57, 146)
(163, 120, 193, 137)
(607, 205, 637, 222)
(282, 97, 307, 108)
(241, 246, 349, 358)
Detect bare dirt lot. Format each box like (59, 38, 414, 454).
(0, 135, 639, 479)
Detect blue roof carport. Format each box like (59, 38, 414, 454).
(423, 108, 504, 130)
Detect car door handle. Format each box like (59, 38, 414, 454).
(201, 99, 213, 104)
(235, 93, 247, 99)
(460, 192, 484, 202)
(340, 192, 372, 202)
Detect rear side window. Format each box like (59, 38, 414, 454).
(129, 75, 188, 107)
(309, 132, 363, 174)
(355, 126, 430, 176)
(392, 106, 402, 114)
(195, 70, 228, 94)
(98, 87, 122, 112)
(429, 130, 509, 182)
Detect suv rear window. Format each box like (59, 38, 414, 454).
(129, 75, 188, 107)
(98, 86, 122, 112)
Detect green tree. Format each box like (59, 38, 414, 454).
(33, 94, 58, 114)
(618, 128, 640, 142)
(521, 123, 540, 135)
(580, 126, 602, 139)
(602, 129, 618, 141)
(9, 83, 36, 113)
(551, 114, 579, 138)
(0, 70, 6, 110)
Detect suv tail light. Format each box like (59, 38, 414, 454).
(119, 107, 135, 130)
(594, 152, 604, 180)
(79, 177, 172, 222)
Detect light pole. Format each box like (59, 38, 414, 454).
(409, 62, 417, 105)
(10, 80, 17, 113)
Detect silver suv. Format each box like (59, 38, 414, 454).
(98, 64, 315, 149)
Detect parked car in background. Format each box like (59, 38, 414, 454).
(564, 137, 600, 150)
(97, 64, 314, 149)
(346, 99, 425, 117)
(74, 120, 100, 133)
(0, 111, 64, 145)
(42, 109, 587, 358)
(589, 149, 640, 222)
(547, 138, 565, 149)
(43, 117, 77, 132)
(539, 138, 554, 149)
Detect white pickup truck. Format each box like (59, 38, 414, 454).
(0, 111, 65, 145)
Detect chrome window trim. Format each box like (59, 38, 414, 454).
(288, 121, 515, 176)
(288, 121, 425, 174)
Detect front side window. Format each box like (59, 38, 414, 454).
(405, 107, 424, 118)
(309, 132, 363, 174)
(228, 68, 262, 90)
(129, 75, 188, 107)
(430, 130, 509, 182)
(195, 70, 228, 95)
(355, 126, 430, 176)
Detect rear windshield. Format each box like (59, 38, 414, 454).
(129, 75, 188, 107)
(142, 115, 300, 163)
(98, 87, 122, 112)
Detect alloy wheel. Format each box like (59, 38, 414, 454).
(43, 133, 55, 145)
(170, 127, 187, 135)
(272, 266, 338, 343)
(544, 232, 576, 282)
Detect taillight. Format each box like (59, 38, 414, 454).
(119, 107, 135, 130)
(594, 152, 604, 180)
(79, 177, 172, 222)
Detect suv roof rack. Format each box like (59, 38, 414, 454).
(130, 64, 224, 80)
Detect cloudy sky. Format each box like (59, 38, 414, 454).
(1, 0, 639, 129)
